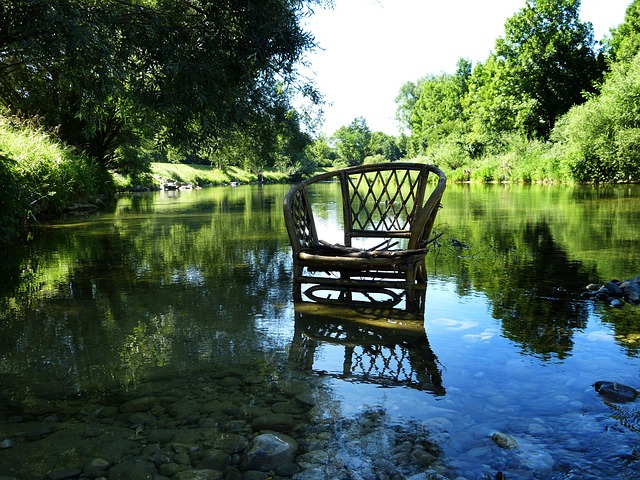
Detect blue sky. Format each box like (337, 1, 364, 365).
(300, 0, 632, 136)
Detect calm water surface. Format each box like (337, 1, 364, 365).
(1, 183, 640, 479)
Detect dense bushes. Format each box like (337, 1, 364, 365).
(551, 53, 640, 183)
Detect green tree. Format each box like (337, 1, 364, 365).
(0, 0, 321, 173)
(606, 0, 640, 64)
(407, 58, 471, 155)
(306, 135, 337, 167)
(395, 79, 425, 133)
(465, 0, 604, 140)
(332, 117, 372, 166)
(369, 131, 402, 161)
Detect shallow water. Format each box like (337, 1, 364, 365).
(1, 183, 640, 479)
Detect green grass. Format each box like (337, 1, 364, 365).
(115, 162, 291, 190)
(0, 115, 112, 246)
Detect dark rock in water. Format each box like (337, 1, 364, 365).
(491, 432, 518, 449)
(109, 457, 156, 479)
(610, 298, 625, 308)
(604, 281, 623, 297)
(583, 276, 640, 307)
(594, 381, 638, 403)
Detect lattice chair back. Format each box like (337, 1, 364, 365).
(339, 164, 445, 248)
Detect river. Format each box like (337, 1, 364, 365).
(1, 182, 639, 479)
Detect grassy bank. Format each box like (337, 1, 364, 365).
(0, 116, 112, 247)
(114, 162, 291, 191)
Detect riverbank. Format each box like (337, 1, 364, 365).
(0, 117, 113, 248)
(114, 163, 291, 192)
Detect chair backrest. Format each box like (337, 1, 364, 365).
(283, 163, 446, 253)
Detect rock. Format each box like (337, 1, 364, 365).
(583, 276, 640, 307)
(242, 471, 269, 480)
(173, 469, 223, 480)
(210, 432, 248, 454)
(274, 462, 301, 476)
(0, 439, 13, 449)
(491, 432, 518, 449)
(594, 381, 638, 403)
(610, 298, 625, 308)
(194, 450, 231, 470)
(84, 457, 110, 471)
(108, 457, 156, 479)
(604, 281, 623, 297)
(294, 392, 316, 408)
(46, 467, 83, 480)
(242, 432, 298, 472)
(251, 413, 298, 432)
(120, 396, 159, 413)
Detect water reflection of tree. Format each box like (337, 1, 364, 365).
(435, 221, 596, 360)
(598, 305, 640, 357)
(0, 186, 295, 400)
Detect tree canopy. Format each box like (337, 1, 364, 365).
(466, 0, 604, 140)
(0, 0, 322, 172)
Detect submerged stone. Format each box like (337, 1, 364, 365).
(242, 432, 298, 472)
(120, 396, 159, 413)
(491, 432, 519, 449)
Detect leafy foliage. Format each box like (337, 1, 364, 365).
(552, 52, 640, 182)
(0, 0, 320, 172)
(467, 0, 604, 140)
(606, 0, 640, 64)
(0, 115, 111, 246)
(406, 59, 471, 156)
(392, 0, 640, 183)
(332, 117, 372, 166)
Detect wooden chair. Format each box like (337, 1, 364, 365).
(283, 162, 446, 312)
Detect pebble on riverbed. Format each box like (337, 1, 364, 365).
(581, 276, 640, 307)
(491, 432, 519, 450)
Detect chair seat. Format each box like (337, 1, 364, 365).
(299, 243, 428, 271)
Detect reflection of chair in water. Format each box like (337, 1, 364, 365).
(289, 303, 445, 395)
(283, 163, 446, 313)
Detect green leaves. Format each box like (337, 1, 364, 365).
(477, 0, 602, 140)
(552, 52, 640, 182)
(0, 0, 320, 172)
